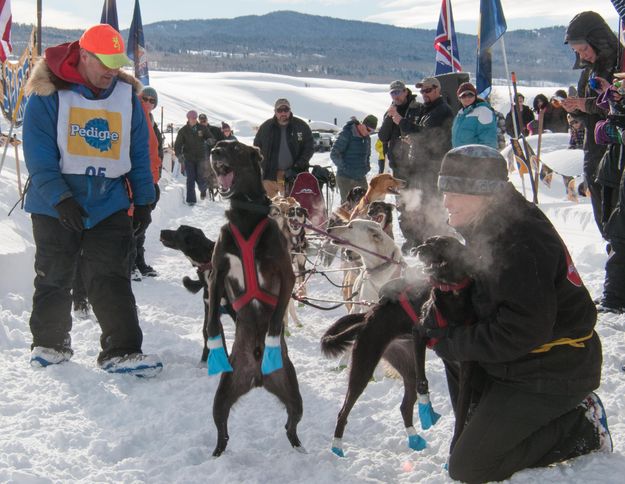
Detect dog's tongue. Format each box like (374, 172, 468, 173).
(217, 172, 234, 190)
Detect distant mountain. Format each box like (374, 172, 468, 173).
(9, 11, 579, 85)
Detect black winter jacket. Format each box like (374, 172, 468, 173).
(566, 11, 618, 179)
(396, 96, 453, 189)
(505, 105, 535, 137)
(378, 91, 419, 167)
(434, 184, 601, 395)
(253, 115, 314, 181)
(174, 123, 213, 162)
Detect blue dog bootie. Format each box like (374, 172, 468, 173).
(406, 426, 427, 451)
(261, 335, 283, 375)
(418, 393, 441, 430)
(207, 336, 233, 375)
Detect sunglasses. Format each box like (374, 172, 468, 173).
(276, 107, 291, 113)
(459, 92, 476, 99)
(142, 96, 156, 105)
(420, 87, 436, 94)
(390, 90, 403, 96)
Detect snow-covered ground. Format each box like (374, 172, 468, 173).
(1, 72, 624, 483)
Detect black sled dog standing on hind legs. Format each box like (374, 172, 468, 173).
(321, 236, 476, 457)
(206, 140, 304, 457)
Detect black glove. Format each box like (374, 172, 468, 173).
(284, 168, 299, 183)
(133, 205, 152, 232)
(55, 197, 88, 232)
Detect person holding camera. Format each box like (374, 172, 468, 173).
(253, 98, 314, 198)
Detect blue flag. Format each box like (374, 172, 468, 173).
(100, 0, 119, 31)
(127, 0, 149, 86)
(434, 0, 461, 75)
(476, 0, 507, 98)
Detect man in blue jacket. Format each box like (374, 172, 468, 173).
(23, 24, 162, 377)
(330, 115, 378, 203)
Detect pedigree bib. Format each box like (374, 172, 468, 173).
(57, 82, 132, 178)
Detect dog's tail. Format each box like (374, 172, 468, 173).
(320, 313, 367, 358)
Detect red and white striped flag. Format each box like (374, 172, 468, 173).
(0, 0, 12, 62)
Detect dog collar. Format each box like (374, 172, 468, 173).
(429, 277, 472, 292)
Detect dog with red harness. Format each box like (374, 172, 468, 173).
(206, 140, 304, 457)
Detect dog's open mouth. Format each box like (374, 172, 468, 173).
(212, 161, 235, 196)
(386, 186, 401, 195)
(371, 213, 385, 224)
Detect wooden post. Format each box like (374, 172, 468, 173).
(37, 0, 42, 56)
(14, 141, 22, 197)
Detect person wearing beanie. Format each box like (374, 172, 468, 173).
(174, 109, 214, 204)
(221, 122, 237, 141)
(21, 24, 162, 375)
(330, 115, 377, 202)
(451, 82, 497, 149)
(130, 86, 164, 279)
(253, 98, 314, 197)
(419, 144, 608, 482)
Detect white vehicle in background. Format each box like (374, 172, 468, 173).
(312, 131, 334, 152)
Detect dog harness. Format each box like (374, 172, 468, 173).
(229, 218, 278, 312)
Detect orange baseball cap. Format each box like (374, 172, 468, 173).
(79, 24, 132, 69)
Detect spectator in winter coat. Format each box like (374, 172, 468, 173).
(221, 122, 237, 141)
(374, 138, 386, 174)
(532, 93, 569, 134)
(427, 144, 609, 483)
(22, 24, 162, 376)
(174, 110, 213, 204)
(330, 115, 378, 203)
(253, 98, 314, 198)
(129, 85, 163, 279)
(197, 113, 224, 200)
(589, 75, 625, 315)
(562, 10, 618, 236)
(451, 82, 498, 149)
(378, 80, 419, 179)
(393, 76, 454, 254)
(505, 93, 535, 137)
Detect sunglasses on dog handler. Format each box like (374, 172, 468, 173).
(420, 87, 436, 94)
(142, 96, 156, 104)
(276, 107, 291, 113)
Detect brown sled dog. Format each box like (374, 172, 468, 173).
(321, 236, 476, 457)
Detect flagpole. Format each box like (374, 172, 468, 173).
(447, 0, 455, 73)
(36, 0, 42, 56)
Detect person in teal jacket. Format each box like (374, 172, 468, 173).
(22, 24, 161, 377)
(451, 82, 498, 149)
(330, 115, 378, 203)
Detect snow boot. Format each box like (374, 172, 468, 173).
(30, 346, 73, 368)
(580, 392, 613, 453)
(99, 353, 163, 378)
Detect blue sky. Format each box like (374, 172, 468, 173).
(11, 0, 621, 34)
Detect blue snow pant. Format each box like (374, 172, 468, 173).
(184, 159, 207, 204)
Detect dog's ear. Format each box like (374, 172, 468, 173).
(251, 146, 263, 166)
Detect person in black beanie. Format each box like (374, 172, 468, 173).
(420, 145, 610, 482)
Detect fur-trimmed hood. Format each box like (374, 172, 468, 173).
(26, 50, 142, 97)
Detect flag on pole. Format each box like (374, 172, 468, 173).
(434, 0, 461, 75)
(100, 0, 119, 31)
(1, 27, 34, 127)
(0, 0, 12, 62)
(476, 0, 507, 98)
(127, 0, 149, 86)
(611, 0, 625, 17)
